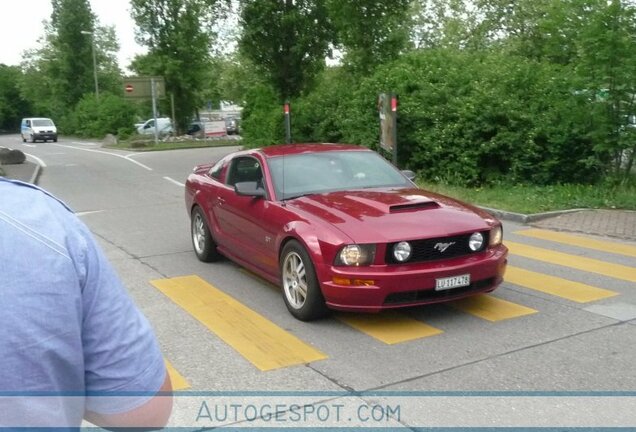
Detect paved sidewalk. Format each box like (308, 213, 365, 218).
(530, 209, 636, 242)
(2, 161, 635, 242)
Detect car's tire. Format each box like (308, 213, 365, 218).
(280, 240, 329, 321)
(22, 136, 26, 143)
(191, 206, 222, 262)
(31, 135, 36, 143)
(53, 137, 58, 142)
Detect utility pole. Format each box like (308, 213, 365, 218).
(80, 30, 99, 100)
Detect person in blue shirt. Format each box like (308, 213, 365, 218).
(0, 177, 172, 429)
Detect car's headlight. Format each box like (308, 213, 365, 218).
(469, 232, 485, 251)
(489, 225, 503, 247)
(393, 241, 412, 262)
(335, 244, 376, 266)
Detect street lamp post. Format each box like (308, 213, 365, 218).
(80, 30, 99, 100)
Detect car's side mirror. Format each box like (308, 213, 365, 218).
(401, 170, 416, 181)
(235, 181, 266, 198)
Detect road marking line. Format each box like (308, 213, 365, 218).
(23, 144, 35, 148)
(24, 153, 47, 167)
(506, 241, 636, 283)
(163, 176, 185, 187)
(53, 144, 153, 171)
(75, 210, 105, 217)
(165, 359, 191, 390)
(71, 141, 99, 146)
(150, 275, 327, 371)
(505, 266, 618, 303)
(515, 228, 636, 258)
(237, 268, 442, 344)
(337, 312, 443, 344)
(449, 294, 538, 322)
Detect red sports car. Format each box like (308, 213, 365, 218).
(185, 144, 508, 321)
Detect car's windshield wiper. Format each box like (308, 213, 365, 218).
(283, 192, 319, 201)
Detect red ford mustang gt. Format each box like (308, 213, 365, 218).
(185, 144, 508, 321)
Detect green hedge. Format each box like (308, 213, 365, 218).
(241, 48, 608, 187)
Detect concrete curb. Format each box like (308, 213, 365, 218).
(478, 206, 588, 224)
(29, 162, 42, 184)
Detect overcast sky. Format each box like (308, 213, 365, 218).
(0, 0, 145, 68)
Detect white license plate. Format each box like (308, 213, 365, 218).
(435, 274, 471, 291)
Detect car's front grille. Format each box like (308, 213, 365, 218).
(385, 231, 490, 264)
(383, 277, 495, 305)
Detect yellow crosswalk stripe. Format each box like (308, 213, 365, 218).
(151, 275, 327, 371)
(505, 266, 618, 303)
(515, 228, 636, 258)
(449, 294, 538, 322)
(337, 311, 443, 344)
(165, 359, 191, 390)
(239, 268, 442, 343)
(506, 241, 636, 283)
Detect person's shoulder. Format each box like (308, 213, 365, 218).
(0, 177, 73, 213)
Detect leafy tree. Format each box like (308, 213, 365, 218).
(130, 0, 225, 132)
(49, 0, 99, 107)
(0, 65, 32, 132)
(573, 0, 636, 181)
(326, 0, 412, 74)
(238, 0, 332, 101)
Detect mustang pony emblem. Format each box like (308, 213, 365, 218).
(434, 242, 456, 253)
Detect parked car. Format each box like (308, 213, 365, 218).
(20, 117, 57, 143)
(225, 116, 240, 135)
(185, 144, 507, 321)
(136, 117, 173, 136)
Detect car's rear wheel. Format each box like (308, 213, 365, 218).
(191, 206, 221, 262)
(280, 240, 329, 321)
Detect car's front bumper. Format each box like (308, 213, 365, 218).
(318, 245, 508, 312)
(33, 132, 57, 140)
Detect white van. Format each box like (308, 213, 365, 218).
(21, 117, 58, 143)
(136, 118, 173, 136)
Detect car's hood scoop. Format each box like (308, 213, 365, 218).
(288, 188, 493, 243)
(389, 201, 440, 213)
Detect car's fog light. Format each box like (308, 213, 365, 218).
(393, 241, 412, 262)
(469, 232, 484, 251)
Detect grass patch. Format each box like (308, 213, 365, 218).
(105, 137, 242, 151)
(419, 181, 636, 214)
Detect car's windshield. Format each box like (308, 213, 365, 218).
(32, 119, 54, 127)
(268, 150, 411, 200)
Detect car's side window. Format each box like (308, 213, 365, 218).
(227, 156, 263, 188)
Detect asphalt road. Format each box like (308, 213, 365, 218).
(3, 134, 636, 428)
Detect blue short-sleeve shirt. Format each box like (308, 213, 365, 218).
(0, 178, 166, 427)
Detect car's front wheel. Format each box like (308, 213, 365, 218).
(191, 206, 222, 262)
(280, 240, 329, 321)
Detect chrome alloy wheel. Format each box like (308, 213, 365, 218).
(282, 251, 308, 309)
(192, 212, 207, 255)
